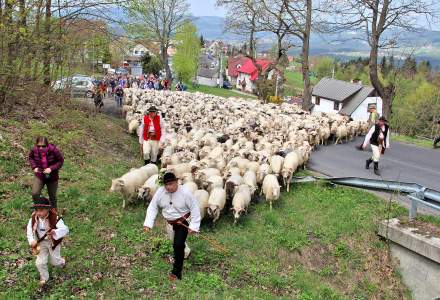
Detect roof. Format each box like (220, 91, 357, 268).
(125, 55, 143, 62)
(237, 59, 272, 81)
(312, 78, 363, 102)
(197, 68, 219, 78)
(228, 55, 251, 78)
(339, 86, 375, 115)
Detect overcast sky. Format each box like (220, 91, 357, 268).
(189, 0, 226, 17)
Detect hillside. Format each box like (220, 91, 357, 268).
(0, 100, 412, 299)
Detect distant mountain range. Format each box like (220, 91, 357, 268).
(107, 10, 440, 67)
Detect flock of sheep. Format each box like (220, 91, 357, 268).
(110, 89, 369, 224)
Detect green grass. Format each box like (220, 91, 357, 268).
(393, 133, 436, 149)
(284, 71, 319, 96)
(185, 83, 257, 99)
(0, 102, 415, 299)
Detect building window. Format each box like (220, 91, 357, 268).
(334, 102, 339, 110)
(315, 96, 320, 105)
(134, 50, 138, 54)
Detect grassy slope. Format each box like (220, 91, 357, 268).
(0, 102, 412, 299)
(284, 71, 319, 97)
(392, 133, 436, 149)
(186, 83, 257, 99)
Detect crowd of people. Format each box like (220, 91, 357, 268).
(91, 73, 188, 112)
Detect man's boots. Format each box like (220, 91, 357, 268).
(374, 162, 380, 176)
(365, 158, 373, 169)
(144, 159, 150, 166)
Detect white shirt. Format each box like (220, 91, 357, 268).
(138, 115, 166, 144)
(363, 125, 390, 149)
(144, 186, 201, 232)
(26, 216, 69, 245)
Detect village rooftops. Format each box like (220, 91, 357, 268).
(237, 59, 272, 81)
(227, 55, 251, 78)
(312, 77, 363, 102)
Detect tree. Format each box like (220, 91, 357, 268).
(200, 35, 205, 47)
(282, 0, 314, 111)
(314, 56, 335, 78)
(323, 0, 435, 118)
(124, 0, 190, 82)
(141, 52, 163, 75)
(401, 56, 417, 78)
(173, 21, 201, 83)
(217, 0, 261, 59)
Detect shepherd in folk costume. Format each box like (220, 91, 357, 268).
(138, 106, 165, 165)
(143, 172, 201, 281)
(28, 136, 64, 209)
(362, 116, 390, 176)
(26, 197, 69, 286)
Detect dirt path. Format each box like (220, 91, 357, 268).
(78, 94, 122, 118)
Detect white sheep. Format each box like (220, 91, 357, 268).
(194, 189, 209, 219)
(281, 152, 300, 192)
(261, 174, 281, 210)
(231, 184, 252, 224)
(128, 119, 140, 135)
(110, 167, 151, 208)
(137, 174, 160, 204)
(269, 155, 284, 176)
(243, 170, 257, 195)
(207, 188, 227, 223)
(182, 181, 198, 194)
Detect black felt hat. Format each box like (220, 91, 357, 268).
(33, 197, 51, 209)
(148, 106, 158, 113)
(378, 116, 388, 123)
(163, 172, 178, 184)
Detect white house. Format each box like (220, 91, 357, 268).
(131, 44, 152, 57)
(311, 78, 383, 121)
(235, 59, 273, 93)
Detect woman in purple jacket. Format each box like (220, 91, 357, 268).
(28, 136, 64, 208)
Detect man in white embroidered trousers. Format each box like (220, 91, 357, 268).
(363, 116, 390, 176)
(138, 106, 165, 165)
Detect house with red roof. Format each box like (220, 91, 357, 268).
(236, 59, 273, 93)
(227, 55, 250, 86)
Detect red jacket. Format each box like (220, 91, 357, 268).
(143, 115, 161, 141)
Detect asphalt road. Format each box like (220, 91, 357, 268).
(309, 136, 440, 191)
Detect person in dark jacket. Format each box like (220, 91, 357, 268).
(28, 136, 64, 208)
(434, 117, 440, 148)
(362, 117, 390, 176)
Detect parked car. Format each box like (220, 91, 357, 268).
(71, 79, 95, 98)
(115, 68, 129, 76)
(52, 76, 95, 98)
(222, 80, 232, 90)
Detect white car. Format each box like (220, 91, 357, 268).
(53, 76, 95, 98)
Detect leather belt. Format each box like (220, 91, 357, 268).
(167, 212, 190, 225)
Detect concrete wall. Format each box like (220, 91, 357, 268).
(351, 96, 383, 121)
(197, 76, 218, 87)
(312, 96, 340, 113)
(378, 218, 440, 300)
(390, 243, 440, 300)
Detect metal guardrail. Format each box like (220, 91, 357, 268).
(292, 176, 440, 220)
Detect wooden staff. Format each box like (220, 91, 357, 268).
(176, 221, 229, 254)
